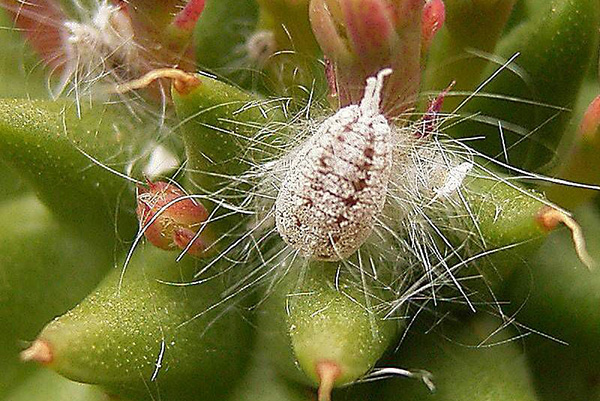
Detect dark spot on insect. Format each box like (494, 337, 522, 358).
(336, 214, 348, 225)
(364, 147, 374, 159)
(352, 179, 367, 192)
(303, 198, 314, 207)
(337, 135, 345, 142)
(331, 233, 341, 244)
(319, 156, 328, 167)
(343, 196, 358, 207)
(293, 215, 302, 227)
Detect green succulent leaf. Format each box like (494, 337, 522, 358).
(0, 195, 110, 397)
(0, 195, 110, 342)
(0, 99, 152, 247)
(172, 74, 286, 202)
(445, 0, 600, 171)
(379, 316, 540, 401)
(505, 204, 600, 367)
(257, 258, 399, 389)
(35, 246, 253, 401)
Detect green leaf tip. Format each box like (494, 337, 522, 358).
(34, 246, 253, 401)
(258, 259, 399, 389)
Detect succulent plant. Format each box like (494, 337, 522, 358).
(1, 0, 600, 400)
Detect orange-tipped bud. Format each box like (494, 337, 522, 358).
(136, 180, 209, 256)
(310, 0, 425, 116)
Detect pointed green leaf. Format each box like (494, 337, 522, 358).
(0, 195, 110, 396)
(257, 257, 399, 389)
(173, 75, 286, 199)
(0, 99, 153, 246)
(35, 246, 253, 401)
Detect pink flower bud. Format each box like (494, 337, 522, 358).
(310, 0, 425, 117)
(136, 180, 209, 256)
(421, 0, 445, 53)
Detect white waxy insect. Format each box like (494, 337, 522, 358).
(434, 162, 473, 200)
(275, 69, 393, 261)
(60, 2, 140, 94)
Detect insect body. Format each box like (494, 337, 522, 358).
(275, 69, 393, 260)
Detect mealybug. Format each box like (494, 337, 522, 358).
(275, 69, 393, 260)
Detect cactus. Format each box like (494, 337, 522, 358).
(0, 1, 599, 400)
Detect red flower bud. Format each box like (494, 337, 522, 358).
(136, 180, 209, 257)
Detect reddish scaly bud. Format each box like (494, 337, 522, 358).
(136, 180, 209, 257)
(310, 0, 425, 117)
(421, 0, 445, 54)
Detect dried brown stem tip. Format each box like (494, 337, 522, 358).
(20, 339, 53, 365)
(537, 207, 596, 270)
(113, 68, 201, 95)
(316, 361, 342, 401)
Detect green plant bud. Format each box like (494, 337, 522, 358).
(423, 0, 516, 111)
(378, 316, 540, 401)
(256, 257, 400, 399)
(446, 0, 600, 171)
(2, 369, 108, 401)
(172, 73, 285, 200)
(26, 246, 253, 401)
(504, 204, 600, 369)
(0, 99, 153, 246)
(194, 0, 260, 88)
